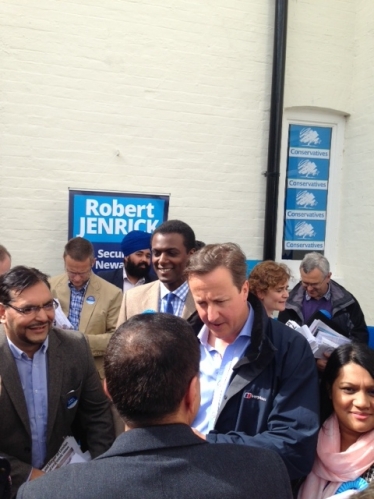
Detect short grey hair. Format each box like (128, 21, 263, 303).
(300, 252, 330, 277)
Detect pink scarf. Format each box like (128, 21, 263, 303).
(298, 413, 374, 499)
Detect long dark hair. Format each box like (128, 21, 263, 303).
(320, 342, 374, 424)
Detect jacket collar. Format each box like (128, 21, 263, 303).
(97, 424, 207, 459)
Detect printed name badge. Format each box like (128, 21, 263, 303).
(67, 396, 78, 409)
(86, 296, 95, 305)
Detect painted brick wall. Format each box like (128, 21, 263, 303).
(285, 0, 355, 113)
(283, 0, 374, 324)
(0, 0, 274, 275)
(339, 0, 374, 324)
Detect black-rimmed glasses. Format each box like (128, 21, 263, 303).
(4, 299, 58, 316)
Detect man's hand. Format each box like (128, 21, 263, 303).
(316, 351, 331, 373)
(30, 468, 45, 480)
(192, 428, 206, 440)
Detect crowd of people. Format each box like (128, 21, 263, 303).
(0, 220, 373, 499)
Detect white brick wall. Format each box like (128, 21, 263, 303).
(283, 0, 374, 324)
(339, 0, 374, 324)
(2, 0, 373, 326)
(0, 0, 274, 276)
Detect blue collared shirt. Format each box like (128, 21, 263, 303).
(7, 337, 49, 469)
(159, 281, 189, 317)
(68, 280, 89, 329)
(193, 304, 254, 434)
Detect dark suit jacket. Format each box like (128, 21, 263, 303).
(17, 424, 292, 499)
(97, 267, 155, 290)
(0, 327, 115, 498)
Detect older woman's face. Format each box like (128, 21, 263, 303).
(258, 281, 289, 317)
(332, 362, 374, 444)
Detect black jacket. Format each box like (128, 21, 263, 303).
(17, 424, 292, 499)
(278, 279, 368, 343)
(97, 267, 155, 290)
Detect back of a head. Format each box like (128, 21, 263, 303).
(185, 242, 247, 291)
(320, 343, 374, 424)
(151, 220, 196, 252)
(248, 261, 291, 296)
(104, 313, 200, 427)
(300, 252, 330, 276)
(63, 237, 94, 262)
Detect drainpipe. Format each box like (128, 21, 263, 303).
(262, 0, 288, 261)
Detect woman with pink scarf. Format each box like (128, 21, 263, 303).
(298, 343, 374, 499)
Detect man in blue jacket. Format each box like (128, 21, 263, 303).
(186, 243, 319, 482)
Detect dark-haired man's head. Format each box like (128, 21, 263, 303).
(0, 266, 55, 358)
(151, 220, 196, 291)
(104, 313, 200, 428)
(63, 237, 95, 291)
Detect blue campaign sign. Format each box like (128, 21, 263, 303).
(289, 125, 332, 149)
(287, 157, 330, 181)
(285, 188, 328, 212)
(68, 190, 169, 273)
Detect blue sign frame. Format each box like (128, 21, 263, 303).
(68, 189, 169, 272)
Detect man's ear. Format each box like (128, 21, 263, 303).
(241, 279, 249, 297)
(103, 379, 112, 401)
(0, 303, 6, 323)
(90, 258, 96, 269)
(185, 375, 200, 425)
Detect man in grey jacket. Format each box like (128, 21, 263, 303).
(0, 266, 114, 498)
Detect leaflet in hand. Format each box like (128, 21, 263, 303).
(286, 320, 350, 358)
(53, 299, 74, 330)
(42, 436, 91, 473)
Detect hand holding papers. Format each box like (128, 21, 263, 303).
(286, 319, 350, 358)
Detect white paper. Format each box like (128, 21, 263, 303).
(42, 436, 91, 472)
(53, 299, 74, 330)
(286, 320, 350, 358)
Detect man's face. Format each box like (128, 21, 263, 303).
(0, 256, 11, 276)
(64, 255, 94, 290)
(124, 249, 151, 279)
(0, 281, 55, 357)
(188, 266, 249, 344)
(300, 267, 331, 300)
(152, 233, 193, 291)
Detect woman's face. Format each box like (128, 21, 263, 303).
(332, 362, 374, 446)
(258, 281, 289, 317)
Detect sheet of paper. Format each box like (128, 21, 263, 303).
(42, 436, 91, 472)
(53, 299, 74, 330)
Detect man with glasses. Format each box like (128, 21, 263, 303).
(278, 252, 368, 370)
(0, 266, 114, 496)
(50, 237, 122, 379)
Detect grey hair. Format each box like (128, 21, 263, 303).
(300, 252, 330, 277)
